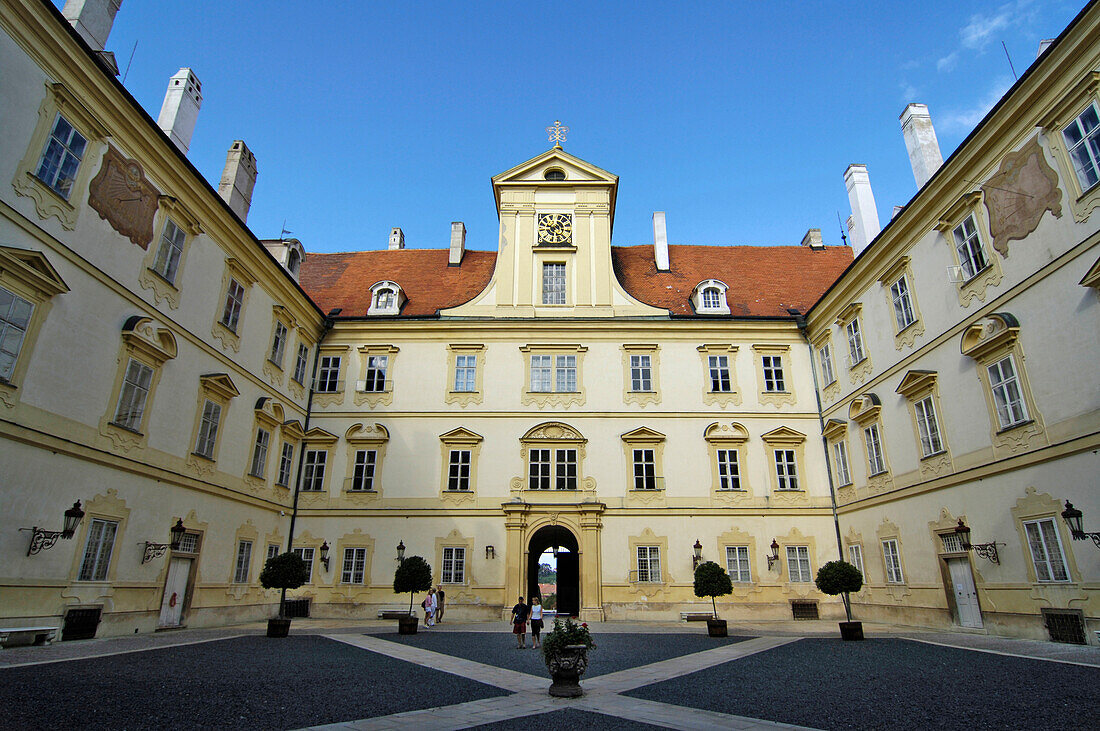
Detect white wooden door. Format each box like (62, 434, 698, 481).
(158, 557, 192, 628)
(947, 557, 983, 628)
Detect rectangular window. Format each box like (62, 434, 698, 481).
(882, 539, 904, 583)
(530, 354, 552, 392)
(762, 355, 785, 392)
(275, 442, 294, 487)
(890, 276, 916, 330)
(351, 449, 377, 491)
(708, 355, 731, 392)
(316, 356, 341, 392)
(176, 532, 199, 554)
(362, 355, 388, 392)
(292, 547, 315, 583)
(152, 219, 186, 285)
(555, 355, 577, 392)
(293, 344, 309, 385)
(341, 547, 367, 584)
(1063, 103, 1100, 191)
(270, 322, 288, 367)
(36, 114, 87, 199)
(847, 544, 864, 575)
(447, 449, 471, 491)
(267, 543, 280, 562)
(914, 396, 944, 456)
(832, 440, 852, 486)
(78, 518, 117, 581)
(632, 448, 656, 490)
(988, 356, 1028, 429)
(786, 546, 811, 582)
(725, 546, 751, 583)
(529, 448, 551, 490)
(774, 449, 798, 490)
(637, 545, 661, 583)
(442, 546, 466, 584)
(527, 448, 577, 491)
(234, 540, 253, 583)
(865, 424, 886, 475)
(818, 343, 835, 385)
(302, 449, 327, 492)
(542, 263, 566, 305)
(220, 279, 245, 332)
(454, 354, 477, 392)
(846, 319, 866, 365)
(1024, 518, 1070, 582)
(952, 215, 989, 280)
(555, 449, 577, 490)
(940, 532, 964, 553)
(249, 428, 270, 478)
(630, 354, 652, 392)
(0, 287, 34, 381)
(717, 449, 740, 491)
(113, 358, 154, 431)
(193, 399, 222, 459)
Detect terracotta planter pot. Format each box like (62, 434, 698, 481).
(398, 615, 419, 635)
(546, 644, 589, 698)
(839, 621, 864, 641)
(707, 618, 728, 637)
(267, 618, 291, 638)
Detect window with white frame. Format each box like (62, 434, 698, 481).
(341, 547, 367, 584)
(762, 355, 785, 392)
(890, 276, 916, 330)
(832, 440, 852, 486)
(555, 355, 576, 392)
(882, 539, 904, 583)
(987, 356, 1029, 429)
(302, 449, 327, 491)
(708, 355, 732, 392)
(152, 219, 186, 285)
(818, 342, 835, 385)
(693, 280, 730, 314)
(176, 531, 199, 554)
(270, 322, 288, 367)
(774, 449, 799, 490)
(865, 424, 886, 475)
(630, 354, 652, 392)
(726, 545, 751, 582)
(442, 546, 466, 583)
(940, 532, 965, 553)
(914, 396, 944, 456)
(1063, 102, 1100, 191)
(528, 448, 576, 490)
(316, 355, 341, 392)
(267, 543, 280, 562)
(542, 263, 566, 305)
(220, 279, 245, 332)
(846, 319, 866, 365)
(952, 215, 989, 280)
(362, 355, 388, 392)
(454, 354, 477, 392)
(193, 400, 222, 459)
(113, 358, 154, 431)
(233, 540, 253, 583)
(786, 546, 811, 582)
(530, 354, 577, 392)
(351, 449, 377, 491)
(36, 114, 87, 199)
(375, 288, 396, 311)
(249, 427, 270, 478)
(1023, 518, 1070, 582)
(78, 518, 117, 581)
(847, 544, 864, 575)
(530, 354, 552, 392)
(636, 545, 662, 582)
(292, 343, 309, 385)
(702, 287, 722, 310)
(292, 546, 314, 583)
(0, 287, 33, 381)
(717, 449, 740, 490)
(447, 449, 471, 491)
(275, 442, 294, 487)
(633, 448, 657, 490)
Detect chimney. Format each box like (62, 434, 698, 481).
(389, 228, 405, 250)
(800, 228, 824, 250)
(844, 164, 881, 255)
(449, 222, 466, 266)
(652, 212, 670, 271)
(62, 0, 121, 52)
(218, 141, 257, 223)
(157, 68, 202, 154)
(1037, 39, 1055, 58)
(900, 104, 943, 189)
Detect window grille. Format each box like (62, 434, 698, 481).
(791, 600, 819, 620)
(1042, 608, 1087, 645)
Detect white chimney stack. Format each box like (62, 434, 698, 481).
(157, 68, 202, 155)
(389, 228, 405, 250)
(800, 228, 824, 250)
(449, 222, 466, 265)
(218, 141, 257, 223)
(900, 104, 943, 189)
(844, 164, 881, 255)
(652, 211, 670, 271)
(62, 0, 122, 52)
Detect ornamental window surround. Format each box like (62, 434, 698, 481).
(622, 344, 661, 406)
(1039, 73, 1100, 221)
(877, 256, 924, 349)
(520, 344, 587, 407)
(934, 192, 1004, 307)
(344, 422, 389, 496)
(246, 398, 285, 482)
(1022, 518, 1071, 583)
(818, 341, 836, 386)
(368, 280, 404, 316)
(0, 246, 72, 392)
(882, 539, 905, 584)
(445, 344, 486, 406)
(895, 370, 950, 462)
(786, 546, 812, 582)
(835, 302, 868, 368)
(622, 427, 666, 492)
(152, 219, 186, 285)
(516, 422, 589, 495)
(697, 344, 740, 406)
(760, 427, 807, 495)
(36, 114, 87, 200)
(187, 373, 240, 466)
(822, 418, 851, 488)
(101, 316, 177, 448)
(704, 421, 750, 495)
(753, 344, 794, 405)
(691, 279, 731, 315)
(211, 258, 256, 352)
(849, 393, 890, 480)
(438, 427, 483, 499)
(355, 345, 399, 407)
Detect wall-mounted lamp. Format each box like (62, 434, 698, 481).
(20, 501, 85, 556)
(954, 519, 1001, 564)
(485, 545, 495, 560)
(1061, 501, 1100, 549)
(692, 539, 703, 570)
(396, 539, 406, 563)
(142, 518, 187, 564)
(766, 539, 780, 570)
(319, 541, 330, 571)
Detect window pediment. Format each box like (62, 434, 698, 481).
(520, 421, 585, 444)
(835, 302, 862, 327)
(1079, 254, 1100, 290)
(961, 313, 1020, 360)
(281, 419, 305, 440)
(439, 427, 484, 445)
(934, 191, 984, 233)
(760, 426, 806, 445)
(196, 373, 239, 401)
(848, 393, 882, 424)
(703, 421, 749, 443)
(121, 316, 177, 364)
(253, 396, 284, 427)
(621, 426, 666, 444)
(895, 370, 938, 399)
(878, 255, 911, 286)
(0, 246, 70, 298)
(822, 418, 848, 441)
(303, 426, 339, 445)
(344, 422, 389, 444)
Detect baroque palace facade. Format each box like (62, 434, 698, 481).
(2, 0, 1098, 643)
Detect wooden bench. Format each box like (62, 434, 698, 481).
(679, 612, 713, 622)
(377, 609, 413, 619)
(0, 626, 58, 648)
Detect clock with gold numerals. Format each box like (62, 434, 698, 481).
(537, 213, 572, 245)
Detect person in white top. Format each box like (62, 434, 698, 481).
(423, 589, 436, 627)
(529, 596, 544, 648)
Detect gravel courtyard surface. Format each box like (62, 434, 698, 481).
(371, 630, 753, 678)
(626, 637, 1100, 730)
(0, 635, 507, 729)
(469, 708, 665, 729)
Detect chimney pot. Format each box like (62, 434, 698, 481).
(218, 140, 257, 223)
(63, 0, 122, 53)
(449, 222, 466, 266)
(900, 103, 943, 189)
(844, 164, 881, 255)
(652, 212, 670, 271)
(389, 228, 405, 250)
(157, 68, 202, 155)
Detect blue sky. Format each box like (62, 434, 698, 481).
(72, 1, 1084, 253)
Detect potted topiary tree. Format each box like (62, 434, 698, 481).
(693, 560, 733, 637)
(260, 551, 309, 638)
(815, 560, 864, 641)
(393, 555, 432, 634)
(541, 617, 595, 697)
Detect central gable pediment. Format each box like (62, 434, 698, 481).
(492, 148, 618, 187)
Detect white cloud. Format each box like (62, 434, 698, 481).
(900, 82, 920, 101)
(938, 76, 1015, 133)
(937, 0, 1037, 72)
(936, 52, 958, 72)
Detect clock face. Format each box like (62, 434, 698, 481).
(538, 213, 572, 245)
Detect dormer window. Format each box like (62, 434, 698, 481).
(287, 248, 301, 276)
(368, 280, 404, 316)
(691, 279, 731, 315)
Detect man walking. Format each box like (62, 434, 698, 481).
(436, 585, 446, 623)
(510, 595, 529, 648)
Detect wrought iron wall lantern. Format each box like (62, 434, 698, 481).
(319, 541, 330, 571)
(766, 539, 780, 570)
(954, 519, 1001, 564)
(485, 545, 495, 560)
(142, 518, 187, 564)
(20, 501, 85, 556)
(396, 539, 406, 563)
(692, 539, 703, 570)
(1061, 501, 1100, 549)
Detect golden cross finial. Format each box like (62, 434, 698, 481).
(546, 120, 569, 147)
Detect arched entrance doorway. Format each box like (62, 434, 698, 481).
(527, 525, 579, 616)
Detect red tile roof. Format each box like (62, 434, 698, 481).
(299, 244, 853, 318)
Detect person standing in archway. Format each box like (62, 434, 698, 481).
(510, 595, 529, 648)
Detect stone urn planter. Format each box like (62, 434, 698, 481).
(267, 618, 291, 638)
(839, 621, 864, 641)
(397, 615, 419, 635)
(546, 644, 589, 698)
(706, 618, 728, 637)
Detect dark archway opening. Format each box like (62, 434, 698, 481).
(527, 525, 579, 617)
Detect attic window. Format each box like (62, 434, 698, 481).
(692, 279, 731, 315)
(286, 249, 301, 276)
(544, 168, 566, 181)
(368, 280, 403, 316)
(702, 288, 722, 309)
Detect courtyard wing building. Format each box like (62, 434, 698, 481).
(2, 0, 1098, 644)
